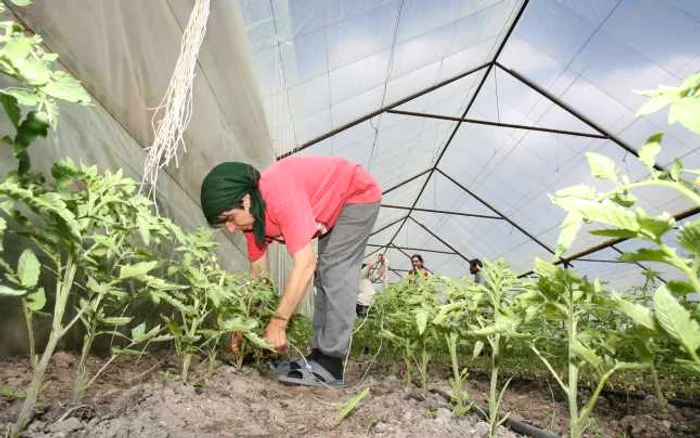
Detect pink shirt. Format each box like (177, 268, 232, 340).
(244, 156, 381, 261)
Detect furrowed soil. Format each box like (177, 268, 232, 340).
(1, 352, 698, 437)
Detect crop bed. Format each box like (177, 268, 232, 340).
(2, 352, 699, 438)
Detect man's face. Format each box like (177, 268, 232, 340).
(469, 264, 478, 275)
(218, 194, 254, 234)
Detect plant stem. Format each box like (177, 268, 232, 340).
(13, 256, 76, 436)
(651, 367, 667, 409)
(488, 334, 500, 438)
(21, 299, 36, 370)
(608, 180, 700, 207)
(567, 311, 581, 438)
(419, 346, 429, 389)
(181, 353, 192, 381)
(73, 328, 95, 403)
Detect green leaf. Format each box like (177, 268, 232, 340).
(653, 286, 700, 355)
(670, 159, 683, 181)
(472, 341, 485, 359)
(119, 261, 158, 279)
(629, 338, 653, 363)
(572, 339, 603, 368)
(553, 184, 597, 199)
(677, 219, 700, 257)
(619, 248, 671, 264)
(553, 197, 639, 234)
(670, 98, 700, 135)
(10, 0, 33, 6)
(111, 347, 142, 357)
(556, 211, 582, 257)
(151, 291, 190, 313)
(40, 71, 91, 104)
(15, 110, 48, 150)
(637, 211, 674, 241)
(17, 248, 40, 288)
(335, 387, 370, 426)
(220, 316, 257, 333)
(25, 287, 45, 312)
(638, 133, 663, 169)
(0, 284, 25, 296)
(432, 302, 462, 326)
(676, 359, 700, 375)
(589, 229, 639, 239)
(636, 95, 674, 117)
(0, 94, 21, 128)
(137, 216, 151, 246)
(585, 152, 618, 181)
(666, 280, 696, 296)
(131, 322, 146, 341)
(243, 332, 273, 350)
(415, 309, 429, 336)
(1, 88, 40, 107)
(101, 317, 133, 326)
(610, 191, 637, 208)
(614, 296, 657, 331)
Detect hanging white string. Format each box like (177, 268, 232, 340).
(141, 0, 211, 203)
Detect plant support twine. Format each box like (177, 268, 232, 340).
(141, 0, 211, 203)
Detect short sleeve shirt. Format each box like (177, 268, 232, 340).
(245, 156, 381, 261)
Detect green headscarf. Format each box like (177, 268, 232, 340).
(200, 162, 266, 245)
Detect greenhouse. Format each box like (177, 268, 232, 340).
(1, 0, 699, 437)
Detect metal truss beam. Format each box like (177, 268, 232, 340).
(369, 216, 407, 237)
(494, 62, 666, 173)
(382, 168, 432, 196)
(408, 217, 471, 263)
(518, 207, 699, 278)
(381, 204, 503, 220)
(384, 0, 531, 255)
(275, 61, 493, 159)
(367, 244, 457, 255)
(436, 168, 560, 259)
(387, 109, 609, 139)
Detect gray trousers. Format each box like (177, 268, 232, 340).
(310, 202, 380, 358)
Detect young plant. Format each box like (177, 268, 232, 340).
(46, 159, 173, 401)
(0, 175, 83, 436)
(0, 247, 46, 370)
(552, 92, 700, 372)
(0, 159, 177, 430)
(378, 275, 443, 388)
(432, 278, 478, 416)
(444, 332, 472, 416)
(529, 260, 647, 438)
(467, 259, 531, 438)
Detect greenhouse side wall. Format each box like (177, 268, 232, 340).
(0, 0, 291, 356)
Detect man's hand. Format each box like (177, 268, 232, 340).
(264, 318, 288, 352)
(230, 331, 244, 355)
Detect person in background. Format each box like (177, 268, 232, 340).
(356, 253, 387, 317)
(200, 155, 381, 388)
(470, 258, 484, 285)
(407, 254, 430, 282)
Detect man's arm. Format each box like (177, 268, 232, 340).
(275, 242, 316, 319)
(264, 242, 316, 350)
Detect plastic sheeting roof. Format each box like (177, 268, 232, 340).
(3, 1, 698, 293)
(240, 0, 700, 291)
